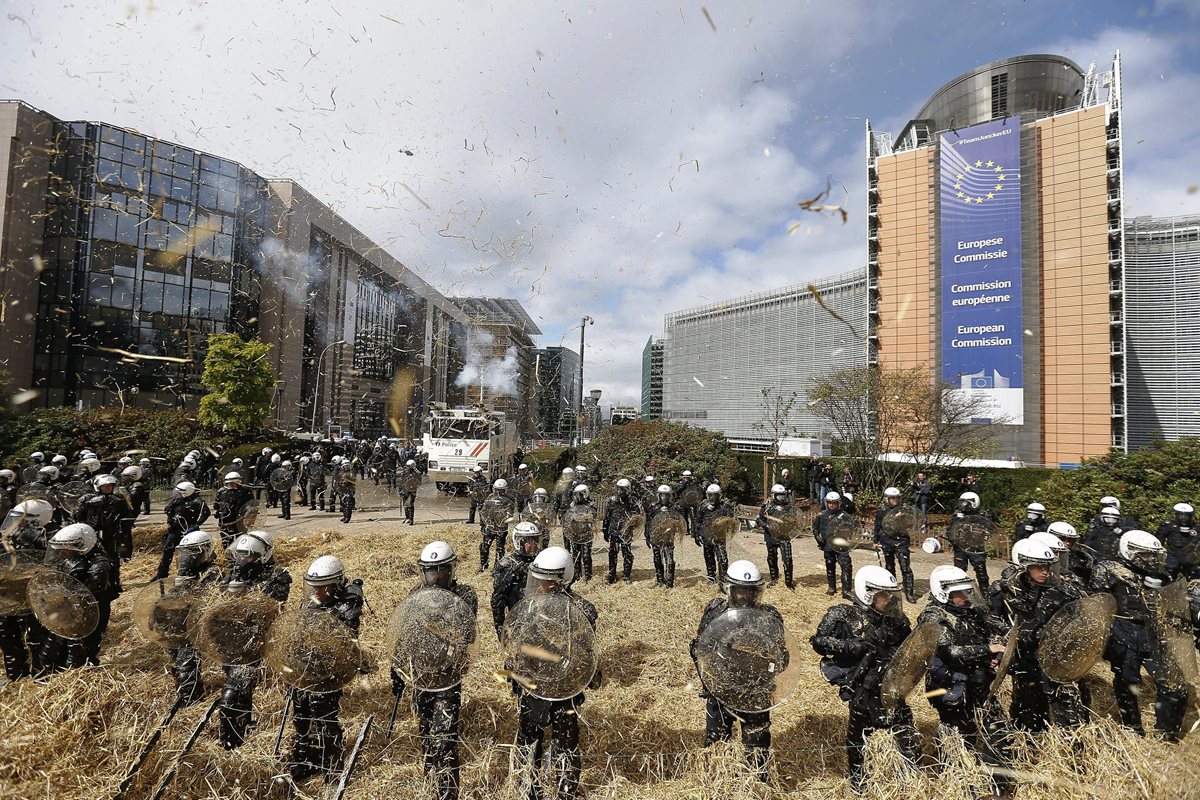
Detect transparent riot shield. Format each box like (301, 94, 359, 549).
(699, 505, 737, 545)
(194, 590, 280, 667)
(16, 483, 53, 505)
(481, 496, 513, 530)
(827, 514, 871, 552)
(266, 607, 365, 694)
(881, 619, 943, 709)
(28, 569, 99, 640)
(0, 549, 47, 615)
(949, 517, 993, 553)
(563, 506, 597, 546)
(514, 479, 533, 503)
(1150, 579, 1200, 694)
(235, 500, 258, 535)
(648, 509, 687, 547)
(1036, 593, 1116, 684)
(881, 505, 919, 538)
(388, 585, 477, 691)
(53, 480, 90, 513)
(400, 472, 421, 494)
(503, 591, 597, 701)
(270, 468, 294, 493)
(678, 483, 704, 510)
(988, 624, 1021, 696)
(616, 513, 645, 544)
(693, 607, 802, 714)
(333, 468, 357, 495)
(763, 504, 803, 541)
(133, 577, 213, 650)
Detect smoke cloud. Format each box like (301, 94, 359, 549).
(454, 328, 519, 396)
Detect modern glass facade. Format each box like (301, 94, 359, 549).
(33, 121, 266, 408)
(661, 270, 869, 443)
(1125, 215, 1200, 448)
(640, 336, 663, 420)
(533, 346, 580, 441)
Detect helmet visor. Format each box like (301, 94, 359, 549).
(727, 583, 763, 608)
(175, 545, 209, 574)
(871, 588, 904, 618)
(421, 563, 454, 589)
(943, 579, 982, 611)
(1130, 547, 1165, 571)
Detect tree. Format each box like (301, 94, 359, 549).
(809, 365, 1009, 490)
(198, 334, 276, 433)
(751, 387, 803, 455)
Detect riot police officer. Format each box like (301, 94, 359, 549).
(511, 463, 533, 512)
(1013, 502, 1049, 543)
(392, 542, 478, 800)
(645, 485, 681, 588)
(675, 470, 698, 534)
(988, 539, 1087, 732)
(1091, 530, 1186, 740)
(156, 481, 211, 580)
(74, 473, 130, 593)
(307, 453, 328, 511)
(758, 484, 795, 589)
(1083, 505, 1125, 563)
(694, 484, 732, 586)
(286, 555, 364, 780)
(479, 479, 515, 572)
(1160, 503, 1199, 580)
(214, 472, 255, 550)
(813, 491, 853, 598)
(510, 547, 599, 800)
(465, 466, 488, 524)
(872, 487, 915, 602)
(565, 484, 596, 582)
(137, 458, 154, 513)
(170, 530, 223, 704)
(553, 467, 575, 525)
(811, 566, 920, 793)
(0, 500, 54, 679)
(0, 468, 18, 509)
(947, 491, 993, 588)
(399, 459, 421, 525)
(217, 532, 292, 749)
(492, 522, 543, 639)
(263, 452, 282, 508)
(692, 561, 784, 781)
(602, 478, 640, 584)
(40, 523, 116, 670)
(275, 460, 296, 520)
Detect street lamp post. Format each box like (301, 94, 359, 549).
(310, 339, 346, 434)
(576, 315, 593, 447)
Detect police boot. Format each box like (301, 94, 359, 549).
(784, 562, 795, 591)
(841, 570, 854, 601)
(767, 560, 779, 586)
(606, 549, 618, 584)
(825, 565, 837, 595)
(903, 574, 916, 604)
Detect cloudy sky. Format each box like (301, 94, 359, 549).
(3, 1, 1198, 405)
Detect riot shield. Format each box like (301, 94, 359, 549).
(693, 607, 802, 713)
(950, 517, 993, 553)
(21, 465, 40, 485)
(553, 476, 572, 499)
(988, 624, 1021, 696)
(828, 514, 871, 552)
(133, 577, 212, 649)
(648, 509, 686, 547)
(333, 468, 357, 494)
(388, 585, 477, 691)
(763, 504, 803, 541)
(699, 505, 737, 544)
(235, 500, 258, 534)
(503, 592, 597, 701)
(514, 480, 533, 502)
(400, 473, 421, 494)
(267, 607, 365, 694)
(563, 506, 597, 545)
(16, 483, 53, 504)
(1150, 579, 1200, 694)
(270, 468, 294, 493)
(881, 506, 919, 538)
(0, 549, 48, 615)
(469, 483, 487, 504)
(880, 619, 942, 709)
(53, 480, 90, 513)
(678, 483, 704, 510)
(194, 590, 280, 667)
(481, 496, 512, 530)
(28, 570, 99, 640)
(1037, 593, 1116, 684)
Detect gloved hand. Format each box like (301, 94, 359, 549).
(390, 669, 406, 698)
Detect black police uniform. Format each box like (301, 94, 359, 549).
(758, 498, 795, 589)
(1012, 514, 1049, 543)
(564, 498, 596, 582)
(947, 507, 994, 588)
(1160, 516, 1200, 580)
(156, 493, 212, 580)
(645, 499, 680, 588)
(213, 483, 255, 550)
(0, 522, 50, 680)
(169, 561, 224, 704)
(40, 546, 115, 671)
(602, 491, 640, 583)
(813, 507, 853, 597)
(480, 491, 516, 571)
(399, 465, 421, 524)
(811, 600, 921, 792)
(466, 472, 489, 524)
(873, 502, 914, 600)
(74, 489, 129, 593)
(694, 497, 731, 584)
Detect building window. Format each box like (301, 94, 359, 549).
(991, 73, 1009, 119)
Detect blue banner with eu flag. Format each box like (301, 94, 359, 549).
(939, 116, 1023, 424)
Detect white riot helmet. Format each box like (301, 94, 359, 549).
(529, 546, 574, 588)
(616, 478, 632, 490)
(30, 451, 44, 463)
(1010, 539, 1057, 570)
(843, 492, 854, 503)
(1026, 502, 1046, 520)
(232, 457, 244, 467)
(262, 447, 273, 456)
(533, 487, 548, 498)
(300, 456, 311, 465)
(854, 565, 900, 610)
(0, 469, 16, 484)
(921, 537, 942, 554)
(643, 476, 655, 485)
(1119, 530, 1164, 570)
(121, 466, 143, 481)
(573, 484, 590, 500)
(1047, 521, 1079, 540)
(419, 540, 458, 587)
(657, 484, 673, 498)
(929, 565, 976, 605)
(181, 457, 196, 468)
(5, 499, 54, 531)
(1173, 503, 1194, 526)
(725, 560, 765, 607)
(1099, 506, 1120, 525)
(824, 491, 841, 504)
(245, 530, 275, 562)
(406, 459, 416, 467)
(50, 523, 98, 555)
(681, 470, 692, 478)
(139, 458, 151, 466)
(188, 450, 201, 459)
(282, 460, 292, 468)
(575, 465, 587, 474)
(1029, 531, 1066, 555)
(958, 492, 981, 511)
(174, 481, 197, 498)
(304, 555, 346, 588)
(37, 465, 59, 482)
(232, 533, 269, 566)
(494, 478, 508, 491)
(312, 452, 323, 462)
(518, 464, 528, 472)
(511, 521, 543, 558)
(1100, 496, 1120, 511)
(271, 453, 281, 464)
(706, 484, 721, 496)
(224, 472, 242, 485)
(80, 457, 101, 474)
(883, 487, 901, 500)
(117, 456, 133, 467)
(94, 473, 118, 491)
(52, 454, 68, 467)
(770, 484, 787, 499)
(473, 466, 484, 474)
(175, 530, 216, 573)
(561, 467, 574, 477)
